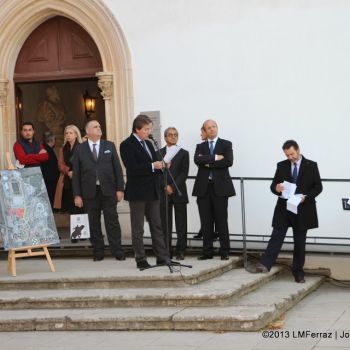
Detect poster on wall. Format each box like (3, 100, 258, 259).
(0, 167, 60, 250)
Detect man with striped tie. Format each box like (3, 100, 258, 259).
(120, 115, 171, 269)
(248, 140, 323, 283)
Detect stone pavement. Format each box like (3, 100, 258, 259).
(0, 283, 349, 350)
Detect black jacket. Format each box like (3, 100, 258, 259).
(160, 147, 189, 203)
(270, 156, 322, 230)
(120, 134, 162, 201)
(192, 138, 235, 197)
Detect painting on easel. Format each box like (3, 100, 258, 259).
(0, 167, 59, 250)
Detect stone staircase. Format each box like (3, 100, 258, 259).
(0, 257, 325, 331)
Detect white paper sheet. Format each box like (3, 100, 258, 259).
(281, 181, 296, 199)
(287, 194, 303, 214)
(163, 145, 181, 163)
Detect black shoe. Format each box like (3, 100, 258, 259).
(136, 260, 151, 269)
(175, 252, 185, 260)
(193, 232, 203, 239)
(220, 254, 229, 260)
(71, 239, 78, 243)
(93, 256, 104, 261)
(197, 255, 213, 260)
(294, 276, 305, 283)
(115, 253, 126, 261)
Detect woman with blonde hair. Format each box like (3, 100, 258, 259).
(54, 124, 82, 214)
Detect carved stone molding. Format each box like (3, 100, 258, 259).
(96, 72, 113, 100)
(0, 79, 8, 106)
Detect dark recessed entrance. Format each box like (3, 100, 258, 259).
(14, 16, 105, 145)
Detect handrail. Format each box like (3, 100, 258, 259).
(187, 175, 350, 182)
(185, 175, 350, 254)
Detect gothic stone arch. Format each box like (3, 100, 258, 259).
(0, 0, 133, 168)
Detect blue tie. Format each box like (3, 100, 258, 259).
(209, 141, 214, 179)
(209, 140, 214, 155)
(292, 163, 298, 184)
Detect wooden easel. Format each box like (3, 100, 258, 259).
(7, 244, 55, 277)
(4, 152, 56, 277)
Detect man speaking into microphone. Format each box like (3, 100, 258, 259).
(120, 114, 171, 269)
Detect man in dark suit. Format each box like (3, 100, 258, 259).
(72, 120, 125, 261)
(120, 114, 170, 269)
(159, 127, 189, 260)
(248, 140, 323, 283)
(192, 119, 235, 260)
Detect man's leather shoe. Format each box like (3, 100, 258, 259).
(115, 253, 126, 261)
(294, 276, 305, 283)
(246, 262, 268, 273)
(136, 260, 151, 269)
(175, 253, 185, 260)
(197, 255, 213, 260)
(93, 256, 104, 261)
(220, 254, 229, 260)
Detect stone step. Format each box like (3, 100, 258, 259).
(0, 274, 324, 331)
(0, 258, 241, 290)
(0, 266, 284, 309)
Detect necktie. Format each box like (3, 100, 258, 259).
(292, 163, 298, 184)
(209, 140, 214, 155)
(209, 140, 214, 179)
(92, 143, 98, 161)
(140, 140, 152, 159)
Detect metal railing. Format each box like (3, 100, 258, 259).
(186, 176, 350, 266)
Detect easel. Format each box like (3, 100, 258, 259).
(7, 244, 55, 277)
(4, 152, 56, 277)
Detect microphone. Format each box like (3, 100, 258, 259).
(148, 134, 158, 146)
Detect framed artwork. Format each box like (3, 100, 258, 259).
(0, 167, 59, 250)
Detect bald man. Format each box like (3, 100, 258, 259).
(192, 120, 235, 260)
(72, 120, 125, 262)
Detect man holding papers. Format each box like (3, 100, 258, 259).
(160, 127, 189, 260)
(248, 140, 322, 283)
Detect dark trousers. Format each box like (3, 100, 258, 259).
(260, 227, 307, 278)
(160, 199, 187, 254)
(44, 180, 57, 208)
(83, 186, 123, 258)
(129, 200, 170, 263)
(197, 183, 230, 256)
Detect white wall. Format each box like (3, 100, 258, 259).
(103, 0, 350, 245)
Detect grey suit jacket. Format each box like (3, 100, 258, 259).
(72, 140, 124, 199)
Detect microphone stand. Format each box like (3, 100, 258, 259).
(148, 135, 192, 273)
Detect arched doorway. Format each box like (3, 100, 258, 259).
(14, 16, 105, 147)
(0, 0, 133, 168)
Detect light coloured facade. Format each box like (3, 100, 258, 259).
(1, 0, 350, 249)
